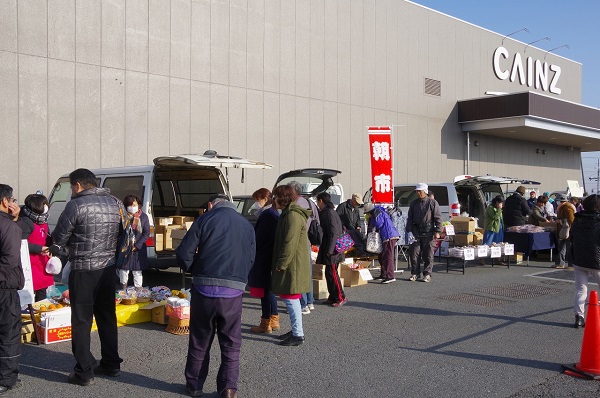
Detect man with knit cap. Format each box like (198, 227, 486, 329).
(503, 186, 531, 228)
(406, 183, 442, 283)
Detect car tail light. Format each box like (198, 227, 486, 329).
(450, 202, 460, 216)
(147, 226, 155, 247)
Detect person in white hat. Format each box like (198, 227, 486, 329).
(336, 193, 367, 255)
(406, 183, 442, 283)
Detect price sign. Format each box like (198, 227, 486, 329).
(477, 246, 488, 258)
(503, 244, 514, 256)
(444, 225, 455, 236)
(463, 248, 475, 260)
(490, 246, 501, 258)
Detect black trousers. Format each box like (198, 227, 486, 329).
(0, 290, 21, 388)
(69, 266, 122, 380)
(325, 263, 345, 303)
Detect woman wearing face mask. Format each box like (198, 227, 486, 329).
(22, 194, 55, 302)
(250, 187, 272, 217)
(118, 195, 150, 290)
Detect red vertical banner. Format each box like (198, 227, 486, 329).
(368, 127, 394, 204)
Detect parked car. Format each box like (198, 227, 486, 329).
(363, 175, 540, 227)
(273, 168, 344, 207)
(47, 151, 272, 269)
(232, 195, 259, 226)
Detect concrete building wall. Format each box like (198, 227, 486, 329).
(0, 0, 583, 200)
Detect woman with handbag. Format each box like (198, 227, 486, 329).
(316, 192, 347, 307)
(363, 202, 400, 284)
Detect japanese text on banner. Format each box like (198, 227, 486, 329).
(368, 128, 393, 204)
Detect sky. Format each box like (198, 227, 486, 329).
(409, 0, 600, 193)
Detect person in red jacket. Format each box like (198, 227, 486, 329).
(21, 194, 55, 302)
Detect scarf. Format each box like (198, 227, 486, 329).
(22, 205, 49, 225)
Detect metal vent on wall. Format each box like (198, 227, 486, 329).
(424, 78, 441, 96)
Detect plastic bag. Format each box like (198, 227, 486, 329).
(45, 256, 62, 275)
(366, 231, 383, 254)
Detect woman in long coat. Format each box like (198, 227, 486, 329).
(271, 185, 311, 346)
(118, 194, 150, 289)
(247, 188, 280, 334)
(316, 192, 346, 307)
(569, 194, 600, 328)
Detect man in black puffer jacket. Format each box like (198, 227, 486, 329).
(503, 186, 531, 228)
(51, 169, 124, 386)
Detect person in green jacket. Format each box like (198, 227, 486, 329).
(271, 185, 312, 347)
(481, 195, 505, 265)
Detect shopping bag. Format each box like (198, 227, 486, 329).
(366, 231, 383, 254)
(335, 229, 355, 253)
(558, 218, 570, 240)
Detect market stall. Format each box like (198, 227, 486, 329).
(504, 225, 556, 265)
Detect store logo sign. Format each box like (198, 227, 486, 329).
(492, 46, 562, 94)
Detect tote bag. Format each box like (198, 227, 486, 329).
(335, 229, 355, 253)
(366, 231, 383, 254)
(558, 218, 570, 240)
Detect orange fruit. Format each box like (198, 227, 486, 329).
(48, 304, 57, 310)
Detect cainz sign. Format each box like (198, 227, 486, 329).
(493, 46, 562, 94)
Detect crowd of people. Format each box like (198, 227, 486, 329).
(1, 175, 599, 396)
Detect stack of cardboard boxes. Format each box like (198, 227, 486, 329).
(154, 216, 196, 251)
(311, 264, 343, 299)
(451, 216, 482, 246)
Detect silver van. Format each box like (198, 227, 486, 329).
(47, 151, 271, 269)
(363, 175, 539, 227)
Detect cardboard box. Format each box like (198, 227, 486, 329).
(156, 217, 173, 226)
(198, 209, 205, 216)
(508, 252, 524, 264)
(163, 225, 182, 250)
(312, 264, 326, 280)
(152, 306, 168, 325)
(21, 323, 36, 343)
(170, 229, 188, 240)
(154, 233, 164, 251)
(39, 307, 72, 344)
(475, 227, 485, 235)
(473, 232, 484, 245)
(184, 221, 194, 230)
(171, 216, 195, 226)
(451, 216, 477, 233)
(540, 221, 558, 231)
(340, 267, 369, 287)
(312, 278, 346, 299)
(453, 233, 474, 246)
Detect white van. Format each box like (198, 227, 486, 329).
(47, 151, 272, 269)
(363, 175, 539, 227)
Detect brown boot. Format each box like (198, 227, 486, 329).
(250, 318, 272, 334)
(269, 315, 280, 331)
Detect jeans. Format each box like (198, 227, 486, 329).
(300, 245, 314, 307)
(283, 299, 303, 337)
(555, 239, 570, 266)
(573, 265, 600, 316)
(117, 269, 143, 287)
(260, 291, 278, 319)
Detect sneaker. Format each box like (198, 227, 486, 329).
(373, 275, 385, 281)
(331, 298, 348, 307)
(301, 306, 310, 314)
(278, 331, 293, 340)
(553, 264, 568, 269)
(321, 299, 334, 305)
(409, 274, 418, 282)
(422, 275, 431, 283)
(381, 278, 396, 284)
(307, 303, 315, 311)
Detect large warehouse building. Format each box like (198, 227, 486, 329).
(1, 0, 599, 199)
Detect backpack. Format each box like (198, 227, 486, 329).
(308, 218, 323, 245)
(115, 205, 136, 268)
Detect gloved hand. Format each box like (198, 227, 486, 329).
(48, 244, 64, 257)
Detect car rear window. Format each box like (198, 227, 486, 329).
(394, 186, 449, 206)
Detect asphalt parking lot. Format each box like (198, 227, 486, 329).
(17, 257, 600, 398)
